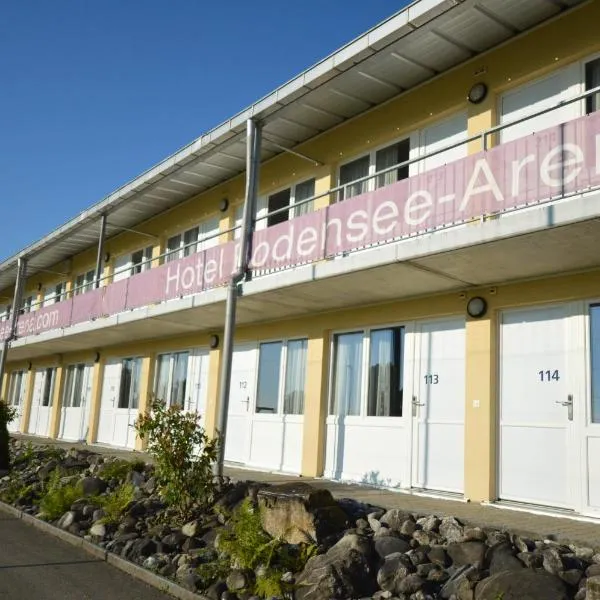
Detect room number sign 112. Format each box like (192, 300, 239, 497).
(539, 369, 560, 382)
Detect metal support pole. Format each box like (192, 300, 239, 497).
(0, 256, 27, 398)
(214, 119, 262, 478)
(95, 214, 107, 289)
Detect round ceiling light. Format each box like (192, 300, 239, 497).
(467, 296, 488, 319)
(467, 82, 488, 105)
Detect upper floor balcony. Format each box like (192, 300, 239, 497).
(4, 85, 600, 361)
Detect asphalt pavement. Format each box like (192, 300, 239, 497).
(0, 510, 172, 600)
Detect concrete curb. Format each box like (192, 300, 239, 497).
(0, 500, 205, 600)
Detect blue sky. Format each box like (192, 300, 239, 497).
(0, 1, 405, 261)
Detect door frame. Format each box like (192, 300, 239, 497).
(496, 301, 582, 511)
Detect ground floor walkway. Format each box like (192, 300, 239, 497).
(13, 433, 600, 549)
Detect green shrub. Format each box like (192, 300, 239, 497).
(39, 469, 84, 520)
(0, 479, 33, 505)
(98, 482, 135, 524)
(0, 400, 17, 471)
(99, 459, 135, 482)
(135, 399, 218, 518)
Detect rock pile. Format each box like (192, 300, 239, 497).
(1, 439, 599, 600)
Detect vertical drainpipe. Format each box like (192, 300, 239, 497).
(95, 214, 107, 289)
(0, 256, 27, 399)
(214, 118, 262, 478)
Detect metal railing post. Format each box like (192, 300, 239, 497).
(214, 118, 262, 478)
(95, 214, 107, 289)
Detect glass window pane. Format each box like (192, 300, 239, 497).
(42, 368, 55, 407)
(339, 156, 370, 201)
(591, 305, 600, 423)
(376, 140, 410, 189)
(293, 179, 315, 217)
(284, 339, 307, 415)
(119, 359, 132, 409)
(130, 358, 141, 410)
(331, 332, 363, 416)
(256, 342, 282, 413)
(368, 327, 404, 417)
(63, 367, 75, 408)
(267, 189, 291, 227)
(183, 227, 199, 257)
(155, 355, 170, 403)
(170, 352, 189, 408)
(586, 58, 600, 114)
(166, 234, 182, 263)
(71, 365, 84, 408)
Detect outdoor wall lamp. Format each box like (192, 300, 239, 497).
(209, 334, 220, 349)
(104, 252, 111, 263)
(467, 82, 488, 104)
(467, 296, 488, 319)
(94, 351, 101, 363)
(37, 282, 42, 291)
(219, 198, 229, 212)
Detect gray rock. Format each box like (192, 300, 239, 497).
(82, 504, 100, 518)
(518, 551, 544, 569)
(367, 512, 382, 532)
(295, 533, 377, 600)
(57, 511, 77, 530)
(400, 519, 418, 536)
(544, 548, 566, 574)
(92, 508, 106, 522)
(463, 527, 486, 542)
(226, 569, 250, 592)
(447, 541, 487, 567)
(475, 569, 569, 600)
(486, 530, 509, 546)
(413, 529, 440, 546)
(380, 509, 413, 533)
(589, 575, 600, 600)
(81, 476, 107, 496)
(439, 517, 464, 543)
(181, 519, 201, 538)
(428, 545, 450, 567)
(144, 476, 157, 495)
(129, 470, 145, 488)
(439, 565, 475, 599)
(588, 564, 600, 578)
(161, 531, 186, 551)
(37, 460, 59, 481)
(377, 551, 415, 593)
(487, 541, 524, 574)
(513, 535, 535, 553)
(418, 515, 440, 532)
(89, 522, 106, 538)
(559, 569, 583, 587)
(398, 573, 426, 595)
(205, 581, 227, 600)
(374, 536, 411, 559)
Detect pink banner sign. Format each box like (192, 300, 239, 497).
(6, 109, 600, 341)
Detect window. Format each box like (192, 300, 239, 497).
(586, 58, 600, 114)
(331, 326, 405, 417)
(166, 218, 220, 263)
(331, 332, 363, 416)
(63, 364, 87, 408)
(43, 282, 67, 306)
(339, 156, 370, 201)
(256, 342, 283, 413)
(42, 368, 56, 407)
(131, 247, 153, 275)
(75, 270, 95, 295)
(590, 305, 600, 423)
(8, 371, 25, 407)
(155, 351, 189, 408)
(338, 140, 410, 202)
(20, 295, 34, 314)
(367, 327, 404, 417)
(0, 305, 10, 321)
(118, 358, 142, 410)
(264, 179, 316, 228)
(254, 339, 308, 415)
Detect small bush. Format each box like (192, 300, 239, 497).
(0, 479, 32, 505)
(135, 399, 218, 518)
(99, 459, 135, 482)
(39, 469, 83, 520)
(98, 483, 135, 524)
(0, 400, 17, 471)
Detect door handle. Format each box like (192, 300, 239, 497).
(412, 396, 424, 417)
(555, 394, 573, 421)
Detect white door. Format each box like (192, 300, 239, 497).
(59, 364, 93, 441)
(499, 305, 574, 508)
(420, 112, 468, 172)
(500, 64, 580, 142)
(185, 349, 209, 429)
(98, 360, 123, 446)
(7, 372, 26, 433)
(411, 318, 466, 493)
(27, 369, 54, 437)
(224, 344, 258, 464)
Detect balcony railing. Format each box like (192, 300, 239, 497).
(3, 85, 600, 343)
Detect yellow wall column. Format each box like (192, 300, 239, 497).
(467, 91, 497, 154)
(48, 366, 66, 439)
(86, 358, 105, 444)
(314, 166, 335, 210)
(204, 346, 222, 439)
(1, 369, 9, 403)
(301, 331, 330, 478)
(463, 307, 497, 502)
(134, 353, 155, 451)
(19, 369, 35, 433)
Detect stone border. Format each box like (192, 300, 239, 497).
(0, 500, 204, 600)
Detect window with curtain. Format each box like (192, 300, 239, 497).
(132, 247, 153, 275)
(8, 371, 24, 406)
(118, 358, 141, 409)
(198, 217, 220, 250)
(368, 327, 404, 417)
(590, 305, 600, 423)
(256, 342, 283, 413)
(42, 368, 55, 407)
(155, 354, 171, 403)
(20, 295, 33, 314)
(339, 155, 370, 202)
(284, 339, 307, 415)
(183, 227, 199, 257)
(75, 270, 95, 295)
(171, 352, 188, 408)
(586, 58, 600, 114)
(331, 332, 363, 416)
(376, 140, 410, 189)
(71, 365, 85, 408)
(166, 234, 182, 263)
(154, 351, 189, 408)
(294, 179, 315, 217)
